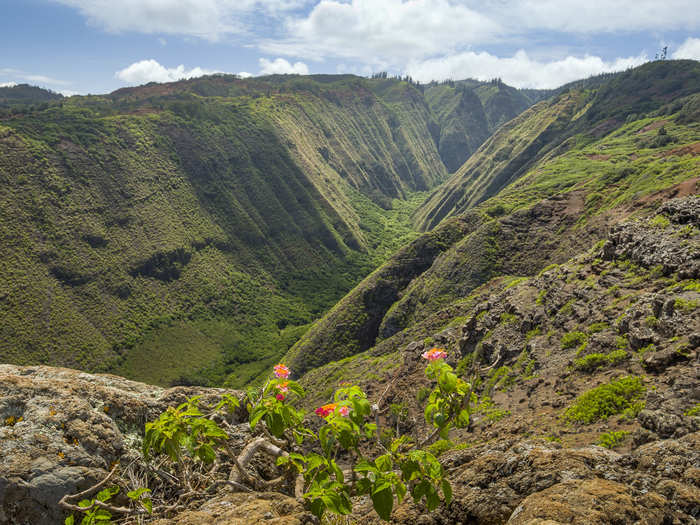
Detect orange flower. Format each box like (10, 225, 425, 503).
(422, 348, 448, 361)
(276, 381, 289, 393)
(315, 403, 337, 418)
(273, 364, 290, 379)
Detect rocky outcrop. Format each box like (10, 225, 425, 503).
(149, 492, 314, 525)
(0, 365, 243, 525)
(302, 195, 700, 522)
(358, 434, 699, 524)
(603, 196, 700, 278)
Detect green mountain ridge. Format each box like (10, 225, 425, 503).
(423, 78, 547, 173)
(0, 74, 540, 387)
(286, 60, 700, 379)
(417, 60, 700, 230)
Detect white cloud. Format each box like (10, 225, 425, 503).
(115, 59, 222, 84)
(672, 37, 700, 60)
(406, 50, 649, 89)
(59, 90, 81, 97)
(259, 57, 309, 75)
(0, 68, 70, 87)
(53, 0, 312, 41)
(0, 82, 18, 88)
(265, 0, 501, 63)
(238, 72, 254, 78)
(264, 0, 700, 65)
(24, 74, 71, 86)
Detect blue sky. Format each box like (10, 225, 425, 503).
(2, 0, 700, 95)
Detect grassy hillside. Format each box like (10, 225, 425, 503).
(417, 60, 700, 230)
(285, 60, 700, 376)
(0, 75, 456, 387)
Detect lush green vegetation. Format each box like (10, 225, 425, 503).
(417, 60, 700, 230)
(66, 358, 466, 524)
(573, 349, 628, 372)
(0, 74, 460, 387)
(564, 376, 646, 424)
(597, 430, 629, 449)
(298, 60, 700, 376)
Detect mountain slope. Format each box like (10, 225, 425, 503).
(286, 60, 700, 376)
(424, 79, 546, 172)
(301, 196, 699, 524)
(417, 60, 700, 230)
(0, 75, 456, 387)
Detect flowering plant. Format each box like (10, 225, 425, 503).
(268, 360, 460, 521)
(423, 350, 475, 438)
(98, 354, 470, 525)
(246, 366, 307, 440)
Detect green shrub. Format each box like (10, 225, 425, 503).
(561, 331, 588, 349)
(416, 386, 431, 403)
(536, 290, 547, 305)
(426, 439, 454, 457)
(564, 376, 646, 424)
(525, 326, 541, 341)
(500, 313, 517, 324)
(649, 215, 671, 228)
(573, 353, 604, 371)
(685, 403, 700, 417)
(573, 349, 628, 372)
(476, 395, 511, 422)
(587, 322, 609, 334)
(597, 430, 629, 449)
(644, 316, 659, 328)
(681, 280, 700, 292)
(675, 298, 698, 313)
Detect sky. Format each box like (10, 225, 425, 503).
(1, 0, 700, 96)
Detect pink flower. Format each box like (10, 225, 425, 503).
(276, 381, 289, 393)
(273, 364, 290, 379)
(422, 348, 448, 361)
(338, 406, 350, 417)
(276, 393, 285, 401)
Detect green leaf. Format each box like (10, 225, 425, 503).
(64, 516, 75, 525)
(354, 459, 377, 473)
(310, 497, 325, 518)
(371, 487, 394, 521)
(96, 486, 119, 502)
(142, 498, 153, 514)
(426, 485, 440, 511)
(336, 491, 352, 515)
(126, 488, 151, 500)
(442, 479, 453, 504)
(439, 370, 457, 393)
(372, 479, 393, 495)
(375, 454, 392, 472)
(330, 460, 344, 483)
(395, 480, 407, 503)
(249, 406, 266, 430)
(412, 480, 430, 503)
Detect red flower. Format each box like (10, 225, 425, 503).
(276, 393, 285, 401)
(315, 403, 337, 418)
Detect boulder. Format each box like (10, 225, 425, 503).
(0, 365, 242, 525)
